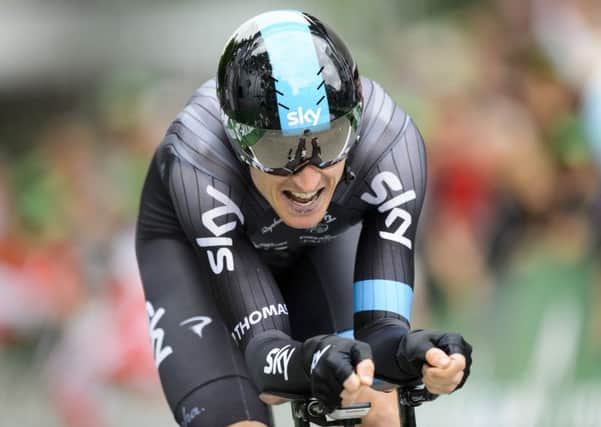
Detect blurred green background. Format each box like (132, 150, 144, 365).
(1, 0, 600, 426)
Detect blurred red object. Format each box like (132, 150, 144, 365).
(45, 230, 159, 427)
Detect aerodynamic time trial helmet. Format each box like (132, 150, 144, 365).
(217, 10, 363, 176)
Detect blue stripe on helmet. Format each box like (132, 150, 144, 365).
(255, 11, 331, 135)
(353, 280, 413, 321)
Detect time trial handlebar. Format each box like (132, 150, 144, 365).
(289, 380, 438, 427)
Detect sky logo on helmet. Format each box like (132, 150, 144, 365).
(287, 107, 321, 127)
(255, 12, 331, 133)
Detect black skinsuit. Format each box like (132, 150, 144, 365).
(136, 76, 426, 426)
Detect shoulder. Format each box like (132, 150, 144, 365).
(359, 77, 407, 125)
(346, 77, 426, 188)
(147, 80, 257, 226)
(154, 79, 252, 193)
(356, 76, 423, 156)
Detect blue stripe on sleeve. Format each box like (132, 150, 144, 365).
(255, 11, 330, 134)
(336, 329, 355, 339)
(353, 280, 413, 321)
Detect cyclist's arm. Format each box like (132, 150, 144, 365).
(351, 87, 472, 390)
(141, 141, 317, 398)
(352, 107, 428, 383)
(137, 151, 263, 425)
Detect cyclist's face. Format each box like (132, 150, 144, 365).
(250, 160, 346, 229)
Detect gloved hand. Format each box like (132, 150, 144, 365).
(396, 329, 472, 393)
(302, 335, 373, 412)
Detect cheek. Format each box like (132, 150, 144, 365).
(328, 169, 345, 188)
(267, 181, 281, 199)
(251, 170, 286, 198)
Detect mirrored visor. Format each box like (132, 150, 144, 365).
(224, 103, 361, 174)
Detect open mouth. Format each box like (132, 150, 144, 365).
(283, 188, 324, 204)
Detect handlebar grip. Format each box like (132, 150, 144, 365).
(292, 382, 436, 427)
(398, 384, 438, 407)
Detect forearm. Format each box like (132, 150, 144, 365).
(355, 319, 421, 383)
(358, 320, 474, 393)
(245, 329, 375, 411)
(244, 330, 310, 397)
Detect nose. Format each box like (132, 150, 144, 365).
(290, 165, 322, 191)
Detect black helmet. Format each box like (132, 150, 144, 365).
(217, 10, 362, 175)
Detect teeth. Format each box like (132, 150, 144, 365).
(290, 190, 318, 199)
(284, 189, 322, 204)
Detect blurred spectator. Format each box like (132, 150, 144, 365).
(0, 155, 84, 343)
(45, 228, 158, 427)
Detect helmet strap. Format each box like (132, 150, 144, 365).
(343, 164, 356, 183)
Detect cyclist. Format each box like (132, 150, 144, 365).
(136, 10, 472, 427)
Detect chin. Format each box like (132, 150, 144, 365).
(278, 207, 327, 229)
(282, 215, 323, 230)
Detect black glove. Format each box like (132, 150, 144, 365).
(396, 329, 473, 390)
(302, 335, 372, 412)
